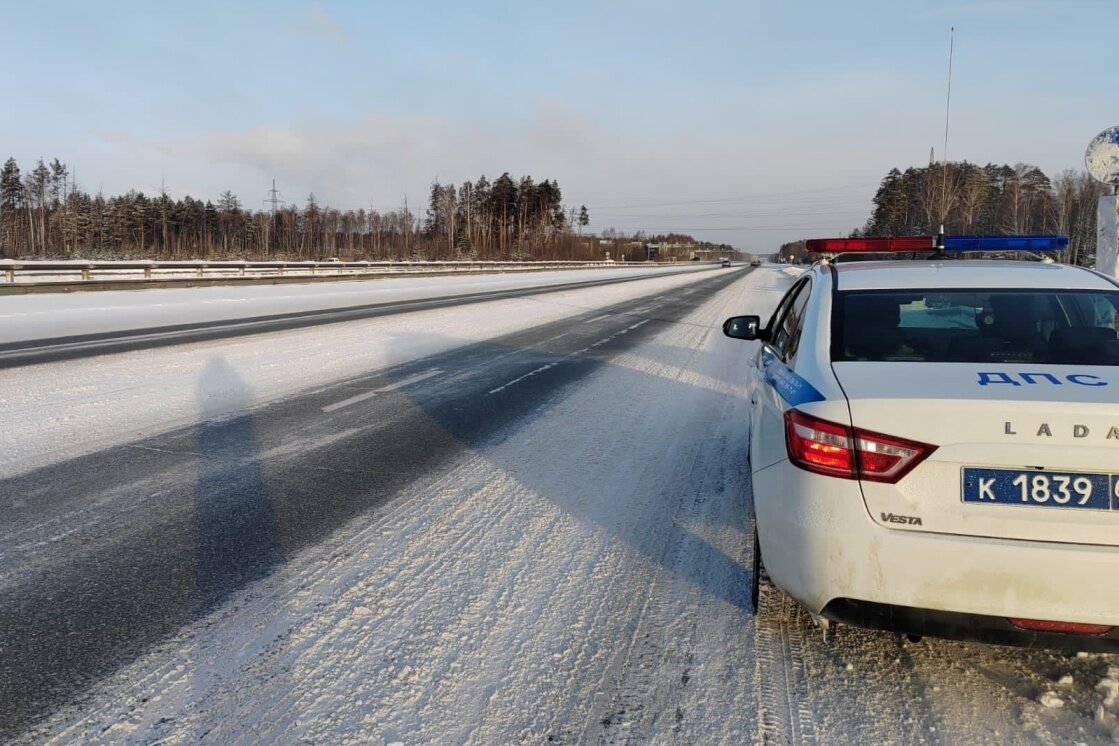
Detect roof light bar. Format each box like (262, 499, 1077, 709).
(941, 235, 1069, 252)
(804, 235, 1070, 254)
(805, 237, 933, 253)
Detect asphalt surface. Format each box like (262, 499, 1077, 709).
(0, 266, 749, 739)
(0, 267, 707, 368)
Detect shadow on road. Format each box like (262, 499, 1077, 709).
(193, 357, 282, 613)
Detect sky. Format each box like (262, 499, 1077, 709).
(2, 0, 1116, 251)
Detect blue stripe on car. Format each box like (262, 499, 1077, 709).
(761, 348, 826, 406)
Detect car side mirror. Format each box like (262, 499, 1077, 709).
(723, 315, 765, 341)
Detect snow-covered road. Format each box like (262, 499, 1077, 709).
(0, 265, 708, 345)
(0, 266, 719, 478)
(5, 266, 1119, 744)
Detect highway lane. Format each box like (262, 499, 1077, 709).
(0, 266, 749, 739)
(0, 265, 711, 368)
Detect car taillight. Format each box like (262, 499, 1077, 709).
(784, 409, 936, 484)
(855, 430, 936, 483)
(784, 409, 855, 478)
(1008, 618, 1113, 635)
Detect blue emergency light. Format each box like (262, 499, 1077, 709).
(941, 235, 1069, 252)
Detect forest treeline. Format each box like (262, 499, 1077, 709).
(0, 157, 621, 261)
(781, 161, 1106, 264)
(6, 155, 1099, 265)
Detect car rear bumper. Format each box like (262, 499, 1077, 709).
(753, 460, 1119, 633)
(821, 598, 1119, 651)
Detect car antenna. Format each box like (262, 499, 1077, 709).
(927, 226, 951, 260)
(939, 27, 955, 230)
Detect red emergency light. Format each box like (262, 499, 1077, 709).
(805, 237, 934, 253)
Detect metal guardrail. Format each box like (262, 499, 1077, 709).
(0, 259, 716, 288)
(0, 259, 706, 285)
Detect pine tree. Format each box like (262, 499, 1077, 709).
(0, 158, 22, 255)
(490, 173, 517, 256)
(303, 194, 319, 257)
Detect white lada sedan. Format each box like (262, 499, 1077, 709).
(724, 247, 1119, 649)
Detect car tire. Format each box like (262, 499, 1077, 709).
(750, 521, 770, 613)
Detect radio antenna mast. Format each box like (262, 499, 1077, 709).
(939, 26, 955, 230)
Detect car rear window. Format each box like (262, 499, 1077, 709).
(831, 289, 1119, 365)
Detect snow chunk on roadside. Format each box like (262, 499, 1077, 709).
(1037, 691, 1064, 708)
(1098, 676, 1119, 713)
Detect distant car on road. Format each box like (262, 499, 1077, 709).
(723, 235, 1119, 650)
(750, 257, 762, 267)
(721, 258, 732, 268)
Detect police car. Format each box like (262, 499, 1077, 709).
(723, 235, 1119, 649)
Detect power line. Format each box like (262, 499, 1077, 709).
(585, 181, 879, 210)
(595, 195, 870, 213)
(591, 210, 866, 222)
(590, 201, 869, 219)
(590, 220, 863, 232)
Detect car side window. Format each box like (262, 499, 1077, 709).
(769, 279, 812, 361)
(765, 280, 803, 337)
(783, 286, 813, 364)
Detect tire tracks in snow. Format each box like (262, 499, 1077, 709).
(753, 561, 819, 745)
(584, 277, 758, 745)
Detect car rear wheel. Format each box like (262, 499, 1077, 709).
(750, 522, 771, 613)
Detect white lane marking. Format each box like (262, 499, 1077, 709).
(490, 317, 657, 393)
(488, 363, 557, 395)
(322, 368, 442, 412)
(322, 391, 379, 412)
(373, 368, 444, 392)
(585, 314, 611, 324)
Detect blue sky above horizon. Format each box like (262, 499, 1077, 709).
(2, 0, 1116, 250)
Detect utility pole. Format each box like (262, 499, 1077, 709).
(262, 179, 285, 256)
(403, 194, 410, 258)
(1098, 186, 1118, 279)
(266, 179, 283, 216)
(70, 170, 76, 255)
(160, 176, 169, 257)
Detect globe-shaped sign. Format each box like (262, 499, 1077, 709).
(1085, 126, 1119, 185)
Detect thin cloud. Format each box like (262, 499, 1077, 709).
(914, 0, 1064, 19)
(288, 5, 350, 47)
(99, 104, 884, 246)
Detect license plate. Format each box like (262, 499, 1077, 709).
(962, 468, 1118, 510)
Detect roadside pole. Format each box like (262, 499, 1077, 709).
(1099, 190, 1118, 280)
(1085, 126, 1119, 280)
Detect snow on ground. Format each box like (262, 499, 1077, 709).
(0, 267, 717, 479)
(16, 266, 1119, 745)
(0, 265, 706, 344)
(15, 264, 776, 745)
